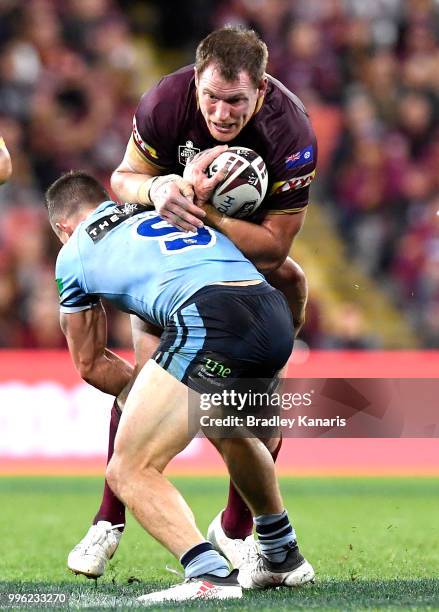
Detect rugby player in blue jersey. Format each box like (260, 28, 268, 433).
(46, 171, 314, 603)
(68, 25, 317, 579)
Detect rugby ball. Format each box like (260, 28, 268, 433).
(207, 147, 268, 218)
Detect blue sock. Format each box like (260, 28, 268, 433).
(254, 510, 297, 563)
(180, 542, 230, 578)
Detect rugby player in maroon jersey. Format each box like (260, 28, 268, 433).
(67, 26, 317, 581)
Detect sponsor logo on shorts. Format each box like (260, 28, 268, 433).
(178, 140, 201, 166)
(285, 145, 314, 169)
(204, 358, 232, 378)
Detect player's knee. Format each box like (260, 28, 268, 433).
(107, 451, 159, 499)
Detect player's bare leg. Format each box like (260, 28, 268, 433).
(106, 359, 242, 603)
(209, 434, 314, 589)
(207, 436, 283, 568)
(106, 360, 203, 556)
(209, 436, 283, 516)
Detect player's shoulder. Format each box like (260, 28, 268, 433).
(157, 64, 195, 92)
(55, 232, 80, 283)
(135, 65, 195, 148)
(137, 64, 195, 114)
(262, 74, 314, 138)
(266, 74, 308, 115)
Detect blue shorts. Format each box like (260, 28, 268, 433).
(152, 282, 294, 393)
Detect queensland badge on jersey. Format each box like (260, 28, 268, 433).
(178, 140, 200, 166)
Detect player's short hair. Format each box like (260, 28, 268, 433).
(195, 26, 268, 88)
(45, 170, 109, 229)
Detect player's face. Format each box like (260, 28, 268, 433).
(195, 64, 267, 142)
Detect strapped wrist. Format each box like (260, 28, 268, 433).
(137, 173, 182, 205)
(137, 176, 159, 204)
(149, 174, 182, 203)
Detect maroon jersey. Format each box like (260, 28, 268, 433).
(132, 65, 317, 215)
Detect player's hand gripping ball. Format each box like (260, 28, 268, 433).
(207, 147, 268, 218)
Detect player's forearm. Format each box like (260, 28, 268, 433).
(289, 280, 307, 334)
(79, 348, 134, 396)
(0, 138, 12, 185)
(205, 207, 285, 273)
(111, 168, 158, 204)
(266, 259, 308, 335)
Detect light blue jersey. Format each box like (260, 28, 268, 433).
(56, 201, 264, 328)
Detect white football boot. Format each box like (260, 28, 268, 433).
(207, 511, 259, 569)
(137, 571, 242, 604)
(238, 545, 315, 589)
(67, 521, 123, 578)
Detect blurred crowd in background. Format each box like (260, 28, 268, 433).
(0, 0, 438, 349)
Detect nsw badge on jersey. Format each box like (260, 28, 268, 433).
(178, 140, 200, 166)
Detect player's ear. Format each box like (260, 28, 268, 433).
(55, 221, 74, 243)
(56, 221, 71, 234)
(257, 77, 268, 98)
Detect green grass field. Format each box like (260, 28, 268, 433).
(1, 476, 438, 610)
